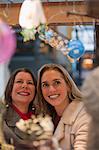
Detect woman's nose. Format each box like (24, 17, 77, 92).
(22, 82, 28, 88)
(49, 85, 56, 91)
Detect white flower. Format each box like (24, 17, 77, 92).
(16, 119, 26, 132)
(39, 116, 54, 132)
(16, 114, 54, 140)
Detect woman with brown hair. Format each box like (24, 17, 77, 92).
(3, 68, 37, 149)
(37, 63, 91, 150)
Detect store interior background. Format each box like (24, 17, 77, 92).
(0, 0, 98, 98)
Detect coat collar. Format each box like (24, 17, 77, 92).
(62, 100, 84, 125)
(5, 106, 20, 127)
(54, 100, 84, 140)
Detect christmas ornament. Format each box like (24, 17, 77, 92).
(67, 39, 85, 60)
(19, 0, 46, 29)
(0, 20, 16, 64)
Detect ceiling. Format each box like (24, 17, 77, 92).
(0, 0, 84, 4)
(0, 0, 98, 25)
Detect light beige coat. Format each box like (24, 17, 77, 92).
(54, 100, 91, 150)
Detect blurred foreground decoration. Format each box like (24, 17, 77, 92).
(0, 20, 16, 64)
(86, 0, 99, 66)
(86, 0, 99, 19)
(19, 0, 85, 62)
(15, 114, 61, 150)
(0, 101, 15, 150)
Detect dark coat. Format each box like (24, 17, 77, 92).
(3, 106, 36, 150)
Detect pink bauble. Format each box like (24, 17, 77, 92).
(0, 21, 16, 63)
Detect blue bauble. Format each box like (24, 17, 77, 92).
(68, 40, 85, 60)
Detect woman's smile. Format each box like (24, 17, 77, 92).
(48, 94, 60, 99)
(17, 91, 30, 96)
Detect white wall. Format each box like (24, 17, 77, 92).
(0, 62, 10, 99)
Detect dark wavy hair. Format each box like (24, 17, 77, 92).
(4, 68, 37, 111)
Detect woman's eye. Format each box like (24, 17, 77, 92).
(54, 80, 61, 85)
(15, 80, 23, 83)
(42, 83, 49, 88)
(28, 81, 34, 85)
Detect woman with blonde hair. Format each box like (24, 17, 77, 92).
(37, 63, 90, 150)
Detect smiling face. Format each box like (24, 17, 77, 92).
(41, 69, 70, 110)
(11, 71, 35, 108)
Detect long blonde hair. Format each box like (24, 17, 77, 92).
(37, 63, 82, 116)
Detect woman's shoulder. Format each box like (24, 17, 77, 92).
(70, 101, 91, 126)
(4, 106, 20, 128)
(63, 100, 84, 117)
(0, 100, 6, 115)
(62, 100, 90, 125)
(69, 100, 90, 119)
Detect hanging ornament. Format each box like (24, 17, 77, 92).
(19, 0, 46, 29)
(19, 0, 85, 63)
(67, 39, 85, 61)
(19, 0, 46, 41)
(38, 25, 69, 51)
(21, 28, 37, 42)
(0, 20, 16, 64)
